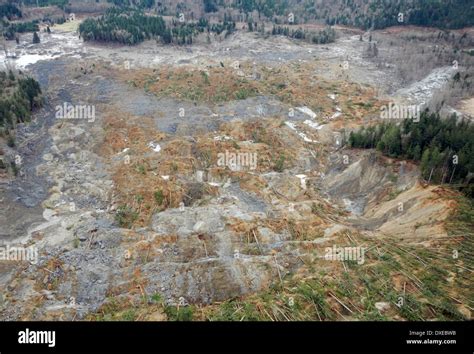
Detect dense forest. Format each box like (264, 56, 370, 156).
(3, 0, 474, 31)
(21, 0, 68, 8)
(230, 0, 474, 30)
(79, 7, 335, 46)
(79, 8, 236, 45)
(3, 0, 473, 42)
(348, 111, 474, 198)
(2, 20, 39, 40)
(270, 25, 336, 44)
(323, 0, 474, 30)
(107, 0, 155, 8)
(0, 70, 43, 143)
(0, 3, 37, 38)
(79, 8, 168, 45)
(0, 3, 22, 20)
(232, 0, 289, 18)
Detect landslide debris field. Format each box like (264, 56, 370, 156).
(0, 24, 472, 321)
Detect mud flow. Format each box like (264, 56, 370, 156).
(0, 12, 472, 322)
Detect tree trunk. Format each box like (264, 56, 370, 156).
(448, 165, 456, 184)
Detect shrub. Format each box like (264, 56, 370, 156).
(115, 205, 138, 228)
(154, 190, 164, 205)
(273, 154, 285, 172)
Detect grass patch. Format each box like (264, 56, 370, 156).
(115, 205, 138, 228)
(154, 190, 165, 205)
(273, 153, 285, 172)
(164, 305, 194, 321)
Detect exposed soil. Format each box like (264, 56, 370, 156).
(0, 24, 471, 321)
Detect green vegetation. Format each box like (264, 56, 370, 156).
(14, 0, 466, 47)
(107, 0, 155, 8)
(401, 0, 474, 29)
(136, 164, 146, 175)
(115, 205, 139, 228)
(42, 15, 66, 25)
(208, 300, 266, 321)
(349, 111, 474, 198)
(164, 305, 194, 321)
(234, 87, 256, 100)
(90, 297, 139, 321)
(79, 8, 236, 45)
(202, 277, 336, 321)
(0, 4, 22, 20)
(22, 0, 68, 8)
(297, 282, 334, 320)
(91, 293, 197, 322)
(203, 0, 218, 13)
(79, 8, 168, 45)
(271, 25, 336, 44)
(233, 0, 473, 30)
(323, 0, 474, 29)
(0, 71, 42, 136)
(154, 190, 164, 205)
(233, 0, 288, 18)
(311, 27, 337, 44)
(273, 153, 285, 172)
(2, 20, 39, 40)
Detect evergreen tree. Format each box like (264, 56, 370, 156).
(412, 145, 421, 161)
(33, 31, 40, 44)
(350, 110, 474, 198)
